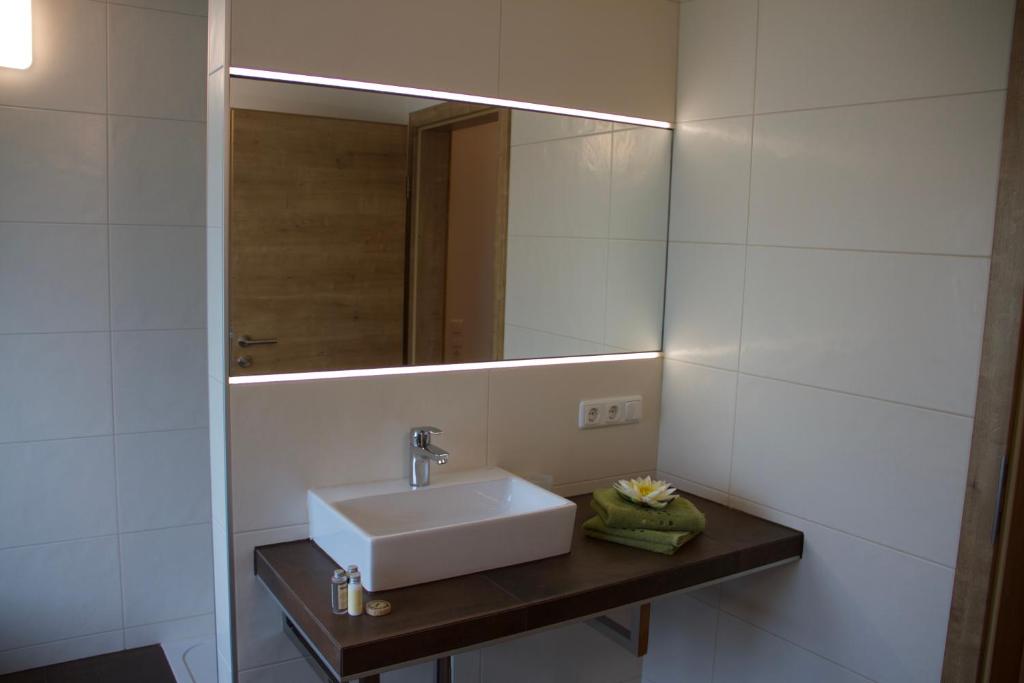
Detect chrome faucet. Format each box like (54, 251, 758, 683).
(409, 426, 449, 488)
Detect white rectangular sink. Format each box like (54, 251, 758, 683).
(308, 468, 576, 591)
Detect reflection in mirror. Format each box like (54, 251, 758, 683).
(228, 77, 671, 376)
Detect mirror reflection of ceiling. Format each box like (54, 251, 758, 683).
(227, 78, 671, 377)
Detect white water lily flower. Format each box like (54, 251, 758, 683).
(613, 476, 679, 509)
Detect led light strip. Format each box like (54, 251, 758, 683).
(228, 352, 661, 385)
(229, 67, 673, 129)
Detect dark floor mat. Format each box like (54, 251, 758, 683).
(0, 645, 176, 683)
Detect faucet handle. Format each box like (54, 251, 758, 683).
(411, 426, 442, 446)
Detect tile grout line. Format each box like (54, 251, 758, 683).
(0, 102, 206, 125)
(667, 239, 994, 260)
(725, 0, 760, 501)
(0, 425, 211, 449)
(0, 327, 208, 337)
(102, 1, 130, 644)
(661, 355, 976, 420)
(674, 86, 1008, 125)
(715, 609, 880, 683)
(0, 520, 216, 554)
(602, 127, 615, 346)
(0, 611, 216, 657)
(0, 219, 206, 229)
(91, 0, 208, 20)
(660, 463, 958, 570)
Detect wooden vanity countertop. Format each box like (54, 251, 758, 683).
(254, 492, 803, 680)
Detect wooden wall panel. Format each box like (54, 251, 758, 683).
(229, 109, 408, 374)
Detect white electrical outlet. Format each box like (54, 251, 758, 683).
(578, 400, 605, 428)
(578, 396, 642, 429)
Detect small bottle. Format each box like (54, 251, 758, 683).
(330, 569, 348, 615)
(347, 567, 364, 616)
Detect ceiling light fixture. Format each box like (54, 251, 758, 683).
(0, 0, 32, 70)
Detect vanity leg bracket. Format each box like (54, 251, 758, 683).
(587, 602, 651, 657)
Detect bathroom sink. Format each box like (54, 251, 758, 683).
(308, 468, 577, 591)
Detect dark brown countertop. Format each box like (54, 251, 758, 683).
(255, 492, 803, 680)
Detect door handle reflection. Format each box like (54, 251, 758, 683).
(238, 335, 278, 347)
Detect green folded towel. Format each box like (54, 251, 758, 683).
(583, 516, 696, 555)
(591, 487, 706, 532)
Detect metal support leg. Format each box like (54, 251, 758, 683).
(435, 656, 452, 683)
(587, 603, 651, 657)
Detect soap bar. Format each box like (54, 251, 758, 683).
(366, 600, 391, 617)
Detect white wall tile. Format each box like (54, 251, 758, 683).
(604, 240, 666, 351)
(510, 111, 613, 146)
(0, 631, 124, 676)
(610, 127, 671, 241)
(124, 612, 215, 649)
(503, 325, 606, 360)
(0, 437, 116, 549)
(755, 0, 1016, 113)
(233, 525, 308, 670)
(208, 1, 226, 73)
(642, 593, 717, 683)
(479, 622, 641, 683)
(110, 225, 206, 330)
(720, 501, 954, 683)
(238, 658, 321, 683)
(676, 0, 757, 121)
(212, 520, 232, 657)
(749, 93, 1006, 255)
(108, 4, 207, 121)
(112, 329, 208, 433)
(712, 613, 871, 683)
(206, 70, 226, 229)
(669, 116, 752, 245)
(0, 0, 106, 113)
(116, 428, 211, 533)
(0, 332, 112, 443)
(663, 243, 745, 370)
(218, 651, 234, 683)
(508, 135, 611, 239)
(109, 0, 208, 15)
(0, 107, 106, 224)
(209, 378, 229, 529)
(206, 228, 226, 381)
(505, 236, 607, 343)
(656, 470, 730, 508)
(740, 247, 990, 415)
(0, 223, 109, 334)
(0, 537, 122, 650)
(487, 359, 662, 486)
(657, 360, 735, 492)
(229, 371, 490, 532)
(109, 116, 205, 226)
(733, 375, 973, 566)
(121, 523, 214, 627)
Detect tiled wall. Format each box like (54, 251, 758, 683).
(230, 0, 679, 123)
(227, 357, 661, 681)
(0, 0, 210, 672)
(504, 111, 670, 359)
(648, 1, 1014, 682)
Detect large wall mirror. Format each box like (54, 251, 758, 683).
(228, 76, 672, 376)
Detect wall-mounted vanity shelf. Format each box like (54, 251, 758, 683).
(254, 492, 803, 682)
